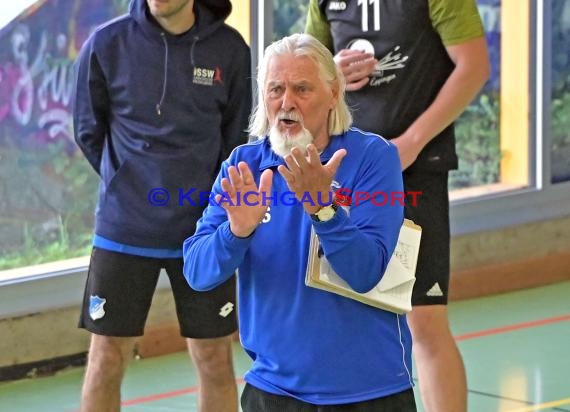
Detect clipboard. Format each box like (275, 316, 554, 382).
(305, 219, 422, 314)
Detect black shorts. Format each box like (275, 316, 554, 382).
(241, 384, 416, 412)
(404, 171, 450, 305)
(78, 247, 237, 338)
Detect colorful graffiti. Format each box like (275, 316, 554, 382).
(0, 0, 128, 268)
(0, 0, 127, 146)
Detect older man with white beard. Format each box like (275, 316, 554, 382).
(182, 33, 417, 412)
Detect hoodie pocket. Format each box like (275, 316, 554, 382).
(97, 151, 214, 241)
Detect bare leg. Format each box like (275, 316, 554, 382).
(407, 305, 467, 412)
(80, 335, 136, 412)
(187, 335, 238, 412)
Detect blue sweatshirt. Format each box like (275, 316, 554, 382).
(73, 0, 251, 249)
(183, 128, 413, 404)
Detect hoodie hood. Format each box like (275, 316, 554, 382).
(129, 0, 231, 41)
(201, 0, 232, 20)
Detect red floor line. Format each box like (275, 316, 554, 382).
(121, 387, 198, 406)
(116, 314, 570, 407)
(121, 377, 245, 407)
(454, 313, 570, 341)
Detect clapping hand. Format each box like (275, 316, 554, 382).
(277, 144, 346, 215)
(217, 162, 273, 238)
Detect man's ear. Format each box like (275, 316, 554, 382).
(330, 80, 340, 109)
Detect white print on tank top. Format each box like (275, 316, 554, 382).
(343, 1, 408, 87)
(348, 39, 408, 87)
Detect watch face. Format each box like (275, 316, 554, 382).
(316, 205, 335, 221)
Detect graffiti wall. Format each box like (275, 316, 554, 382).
(0, 0, 128, 269)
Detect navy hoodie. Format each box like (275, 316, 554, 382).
(73, 0, 252, 249)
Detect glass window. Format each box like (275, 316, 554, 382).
(0, 1, 128, 271)
(273, 0, 308, 40)
(450, 0, 501, 190)
(551, 0, 570, 183)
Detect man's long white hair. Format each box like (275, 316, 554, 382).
(248, 33, 352, 138)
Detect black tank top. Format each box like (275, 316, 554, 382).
(318, 0, 457, 171)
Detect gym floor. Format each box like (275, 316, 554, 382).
(0, 281, 569, 412)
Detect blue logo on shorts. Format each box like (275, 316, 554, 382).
(89, 295, 107, 321)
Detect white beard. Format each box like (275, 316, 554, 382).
(268, 124, 314, 158)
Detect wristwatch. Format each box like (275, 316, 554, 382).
(310, 203, 339, 222)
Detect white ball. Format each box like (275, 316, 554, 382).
(348, 39, 375, 55)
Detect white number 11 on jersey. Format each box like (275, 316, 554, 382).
(358, 0, 381, 32)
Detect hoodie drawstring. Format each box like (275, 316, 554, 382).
(190, 36, 199, 66)
(156, 32, 168, 116)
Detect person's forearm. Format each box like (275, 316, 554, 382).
(315, 208, 400, 294)
(74, 130, 104, 174)
(401, 38, 490, 150)
(319, 231, 391, 294)
(183, 221, 250, 291)
(403, 68, 488, 150)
